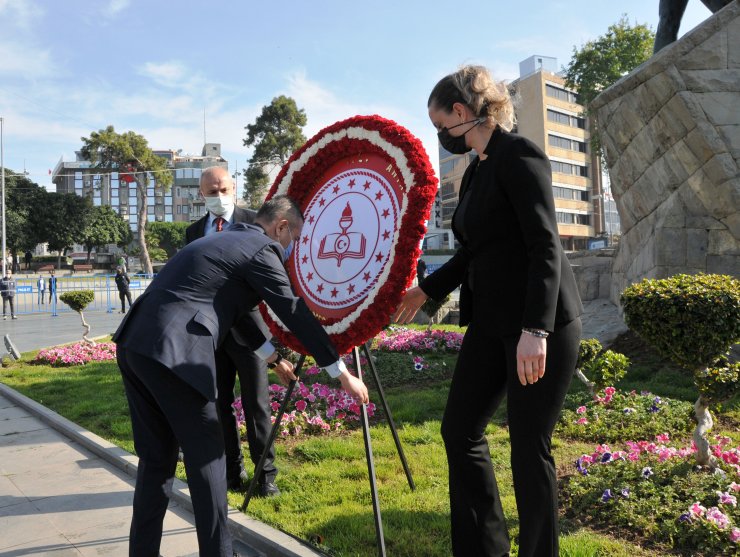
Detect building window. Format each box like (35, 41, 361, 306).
(176, 187, 181, 197)
(556, 211, 590, 225)
(176, 205, 181, 215)
(182, 204, 189, 214)
(545, 84, 579, 104)
(548, 134, 587, 153)
(440, 159, 456, 177)
(547, 109, 586, 129)
(553, 185, 589, 200)
(440, 181, 457, 201)
(551, 160, 588, 177)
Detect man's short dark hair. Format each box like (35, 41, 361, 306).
(256, 195, 304, 227)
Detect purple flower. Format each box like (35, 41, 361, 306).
(678, 512, 692, 523)
(575, 457, 589, 476)
(601, 489, 613, 503)
(641, 466, 654, 479)
(600, 452, 612, 463)
(620, 487, 630, 498)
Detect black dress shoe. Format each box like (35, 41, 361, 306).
(257, 481, 280, 497)
(227, 470, 250, 492)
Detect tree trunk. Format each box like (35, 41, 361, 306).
(135, 179, 152, 275)
(56, 251, 62, 270)
(575, 368, 596, 396)
(693, 395, 716, 467)
(86, 246, 92, 264)
(79, 310, 96, 346)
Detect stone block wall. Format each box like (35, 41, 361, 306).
(591, 1, 740, 304)
(568, 250, 614, 301)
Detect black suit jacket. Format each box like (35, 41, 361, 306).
(112, 224, 341, 401)
(185, 206, 257, 244)
(421, 127, 583, 335)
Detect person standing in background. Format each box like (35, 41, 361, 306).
(114, 266, 133, 314)
(185, 166, 279, 496)
(1, 269, 18, 320)
(37, 274, 46, 306)
(48, 270, 57, 305)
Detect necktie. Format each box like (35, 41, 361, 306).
(214, 217, 225, 232)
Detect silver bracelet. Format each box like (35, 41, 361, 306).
(522, 328, 549, 338)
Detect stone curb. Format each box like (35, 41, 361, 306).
(0, 382, 325, 557)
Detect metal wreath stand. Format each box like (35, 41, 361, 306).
(239, 341, 415, 557)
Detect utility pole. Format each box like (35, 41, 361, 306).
(1, 117, 6, 277)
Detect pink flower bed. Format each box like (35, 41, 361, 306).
(234, 380, 377, 437)
(33, 342, 117, 367)
(375, 327, 463, 352)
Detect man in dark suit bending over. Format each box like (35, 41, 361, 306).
(114, 195, 368, 557)
(186, 166, 278, 497)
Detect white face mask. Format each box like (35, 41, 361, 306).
(203, 194, 234, 217)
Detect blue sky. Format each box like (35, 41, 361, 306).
(0, 0, 711, 196)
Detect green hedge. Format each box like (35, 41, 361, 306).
(59, 290, 95, 312)
(621, 273, 740, 371)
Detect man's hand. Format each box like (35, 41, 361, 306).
(338, 371, 369, 404)
(392, 286, 429, 324)
(273, 359, 297, 385)
(516, 334, 547, 386)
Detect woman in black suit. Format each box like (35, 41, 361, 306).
(394, 65, 583, 557)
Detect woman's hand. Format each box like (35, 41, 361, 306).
(516, 333, 547, 386)
(392, 286, 429, 324)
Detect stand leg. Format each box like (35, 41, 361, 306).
(240, 354, 306, 512)
(353, 346, 387, 557)
(362, 342, 415, 490)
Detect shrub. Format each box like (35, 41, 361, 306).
(621, 274, 740, 466)
(589, 351, 630, 391)
(695, 357, 740, 406)
(577, 338, 602, 369)
(621, 273, 740, 371)
(59, 290, 95, 312)
(575, 339, 630, 393)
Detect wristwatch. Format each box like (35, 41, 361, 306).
(267, 352, 283, 369)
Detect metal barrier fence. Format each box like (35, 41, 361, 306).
(6, 274, 154, 316)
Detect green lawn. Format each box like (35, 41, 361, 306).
(2, 331, 737, 556)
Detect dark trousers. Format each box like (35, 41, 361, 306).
(2, 296, 15, 316)
(117, 347, 232, 557)
(119, 289, 133, 312)
(441, 318, 581, 557)
(216, 333, 276, 484)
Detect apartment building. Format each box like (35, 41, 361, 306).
(432, 55, 604, 252)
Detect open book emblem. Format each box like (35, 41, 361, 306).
(317, 201, 367, 266)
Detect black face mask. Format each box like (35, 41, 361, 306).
(437, 118, 482, 154)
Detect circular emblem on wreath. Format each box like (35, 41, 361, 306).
(261, 115, 438, 355)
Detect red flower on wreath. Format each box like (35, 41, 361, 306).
(260, 115, 437, 355)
